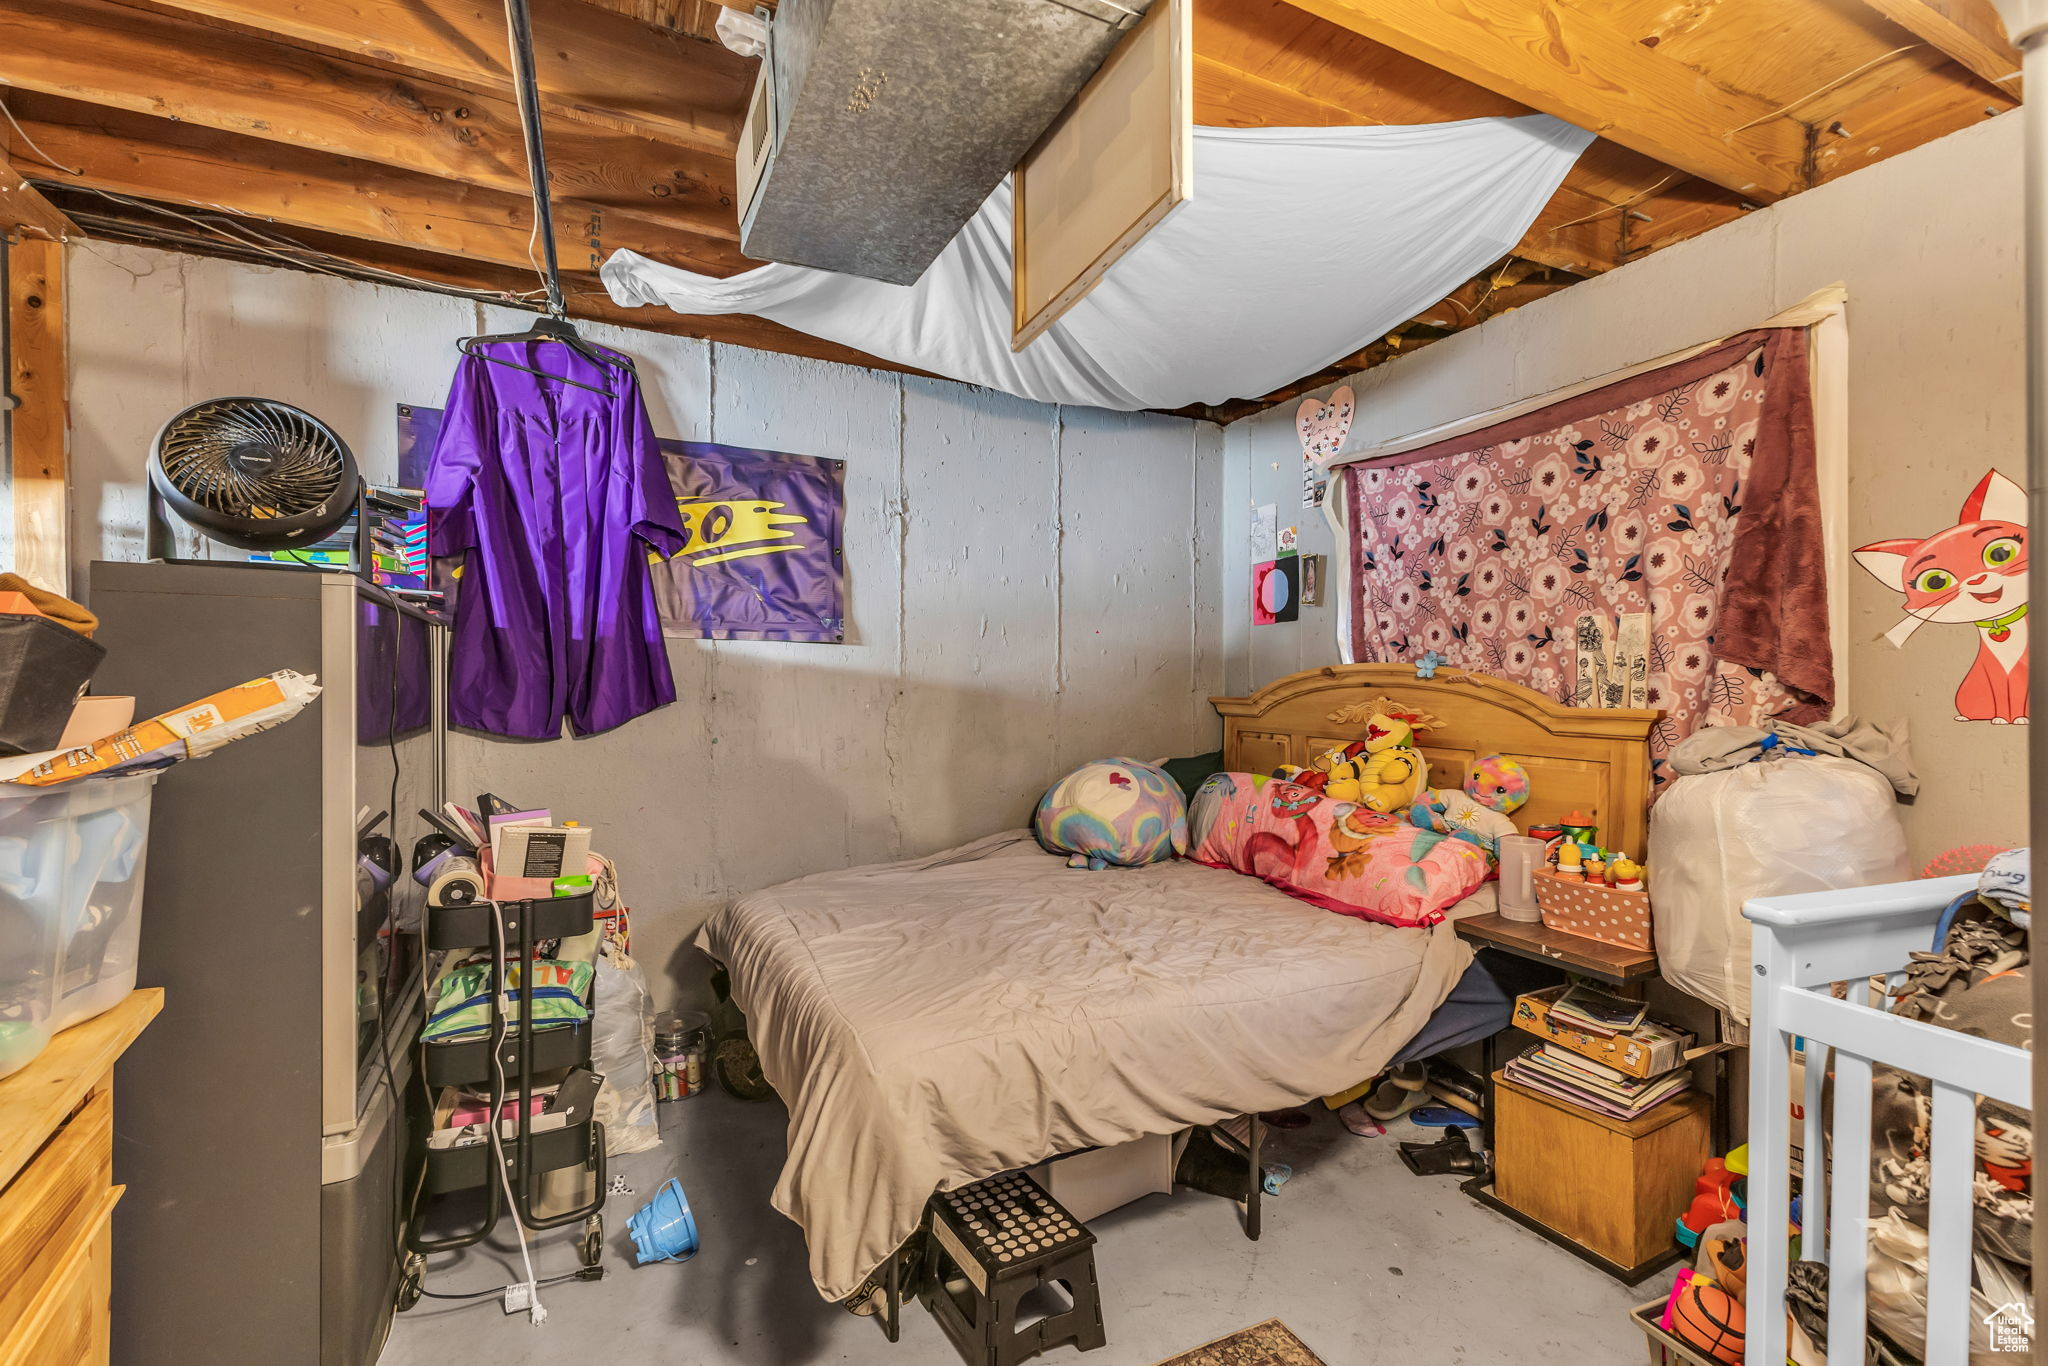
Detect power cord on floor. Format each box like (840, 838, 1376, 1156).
(415, 1268, 601, 1303)
(486, 895, 548, 1325)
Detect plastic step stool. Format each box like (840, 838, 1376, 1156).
(920, 1171, 1105, 1366)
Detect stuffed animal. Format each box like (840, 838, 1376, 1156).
(1352, 743, 1428, 813)
(1408, 787, 1517, 854)
(1034, 758, 1189, 870)
(1277, 714, 1428, 813)
(1466, 753, 1531, 814)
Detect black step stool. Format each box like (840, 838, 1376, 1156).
(920, 1171, 1105, 1366)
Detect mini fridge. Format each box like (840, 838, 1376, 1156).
(89, 561, 445, 1366)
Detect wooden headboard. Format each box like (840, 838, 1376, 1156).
(1210, 665, 1660, 859)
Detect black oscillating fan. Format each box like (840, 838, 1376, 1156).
(144, 397, 366, 565)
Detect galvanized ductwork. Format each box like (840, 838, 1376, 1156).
(739, 0, 1151, 284)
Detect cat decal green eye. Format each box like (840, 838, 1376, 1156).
(1854, 469, 2030, 726)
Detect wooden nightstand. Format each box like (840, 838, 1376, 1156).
(1491, 1071, 1712, 1278)
(0, 990, 162, 1366)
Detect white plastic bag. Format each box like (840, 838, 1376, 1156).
(591, 943, 661, 1156)
(1649, 754, 1909, 1023)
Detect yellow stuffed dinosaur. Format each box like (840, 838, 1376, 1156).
(1292, 713, 1428, 813)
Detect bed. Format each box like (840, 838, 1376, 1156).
(698, 664, 1656, 1304)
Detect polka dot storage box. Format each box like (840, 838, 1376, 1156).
(1533, 869, 1653, 950)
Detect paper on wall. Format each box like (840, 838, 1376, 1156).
(1249, 504, 1278, 562)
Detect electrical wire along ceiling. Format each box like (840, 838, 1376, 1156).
(602, 116, 1593, 411)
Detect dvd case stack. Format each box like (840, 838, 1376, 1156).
(248, 485, 441, 605)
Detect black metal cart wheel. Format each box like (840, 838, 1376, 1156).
(713, 1035, 774, 1101)
(395, 1253, 425, 1313)
(579, 1214, 604, 1268)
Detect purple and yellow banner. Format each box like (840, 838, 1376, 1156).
(398, 408, 846, 643)
(648, 441, 845, 643)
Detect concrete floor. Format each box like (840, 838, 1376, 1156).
(380, 1093, 1656, 1366)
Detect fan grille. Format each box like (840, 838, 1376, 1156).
(157, 400, 349, 518)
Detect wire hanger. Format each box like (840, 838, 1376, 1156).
(455, 0, 630, 398)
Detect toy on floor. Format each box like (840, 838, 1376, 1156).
(1661, 1268, 1747, 1365)
(628, 1178, 700, 1265)
(1677, 1151, 1747, 1249)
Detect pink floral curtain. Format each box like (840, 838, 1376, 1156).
(1344, 328, 1830, 781)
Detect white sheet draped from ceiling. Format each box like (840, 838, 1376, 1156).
(601, 115, 1593, 411)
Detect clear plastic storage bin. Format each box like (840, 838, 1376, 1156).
(0, 771, 157, 1077)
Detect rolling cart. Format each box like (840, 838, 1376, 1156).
(397, 891, 609, 1309)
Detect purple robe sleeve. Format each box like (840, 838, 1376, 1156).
(622, 375, 685, 559)
(425, 356, 489, 557)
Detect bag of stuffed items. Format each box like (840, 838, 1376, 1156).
(1187, 717, 1514, 928)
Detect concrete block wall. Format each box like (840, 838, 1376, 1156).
(64, 242, 1225, 1003)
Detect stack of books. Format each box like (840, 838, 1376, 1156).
(1504, 984, 1692, 1122)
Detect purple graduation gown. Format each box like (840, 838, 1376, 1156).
(425, 341, 685, 738)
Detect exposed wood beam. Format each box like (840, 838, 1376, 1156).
(48, 187, 918, 378)
(0, 149, 76, 241)
(6, 236, 69, 593)
(2, 93, 751, 280)
(1190, 54, 1623, 274)
(1811, 61, 2009, 184)
(0, 0, 738, 237)
(1861, 0, 2021, 93)
(136, 0, 752, 155)
(1279, 0, 1810, 200)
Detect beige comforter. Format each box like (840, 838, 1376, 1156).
(699, 831, 1475, 1301)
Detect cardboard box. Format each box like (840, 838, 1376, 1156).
(1026, 1131, 1185, 1223)
(1513, 984, 1693, 1080)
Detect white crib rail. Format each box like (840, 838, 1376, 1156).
(1745, 877, 2033, 1366)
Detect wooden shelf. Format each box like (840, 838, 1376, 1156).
(0, 990, 162, 1192)
(1453, 912, 1657, 985)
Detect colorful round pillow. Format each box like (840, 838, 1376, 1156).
(1034, 758, 1189, 870)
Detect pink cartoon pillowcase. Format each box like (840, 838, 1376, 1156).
(1187, 772, 1493, 929)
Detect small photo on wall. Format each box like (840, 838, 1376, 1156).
(1300, 554, 1323, 606)
(1252, 556, 1300, 625)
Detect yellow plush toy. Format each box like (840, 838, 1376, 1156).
(1277, 713, 1429, 812)
(1352, 743, 1428, 813)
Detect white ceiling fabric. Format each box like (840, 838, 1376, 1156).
(601, 115, 1593, 410)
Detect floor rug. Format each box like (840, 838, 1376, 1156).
(1151, 1319, 1328, 1365)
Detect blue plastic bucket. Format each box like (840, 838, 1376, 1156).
(628, 1178, 700, 1265)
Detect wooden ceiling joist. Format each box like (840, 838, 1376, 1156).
(0, 0, 738, 238)
(136, 0, 753, 155)
(45, 186, 909, 376)
(0, 94, 750, 279)
(0, 149, 76, 241)
(1280, 0, 1811, 201)
(1861, 0, 2021, 93)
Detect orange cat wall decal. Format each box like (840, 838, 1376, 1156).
(1853, 469, 2029, 725)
